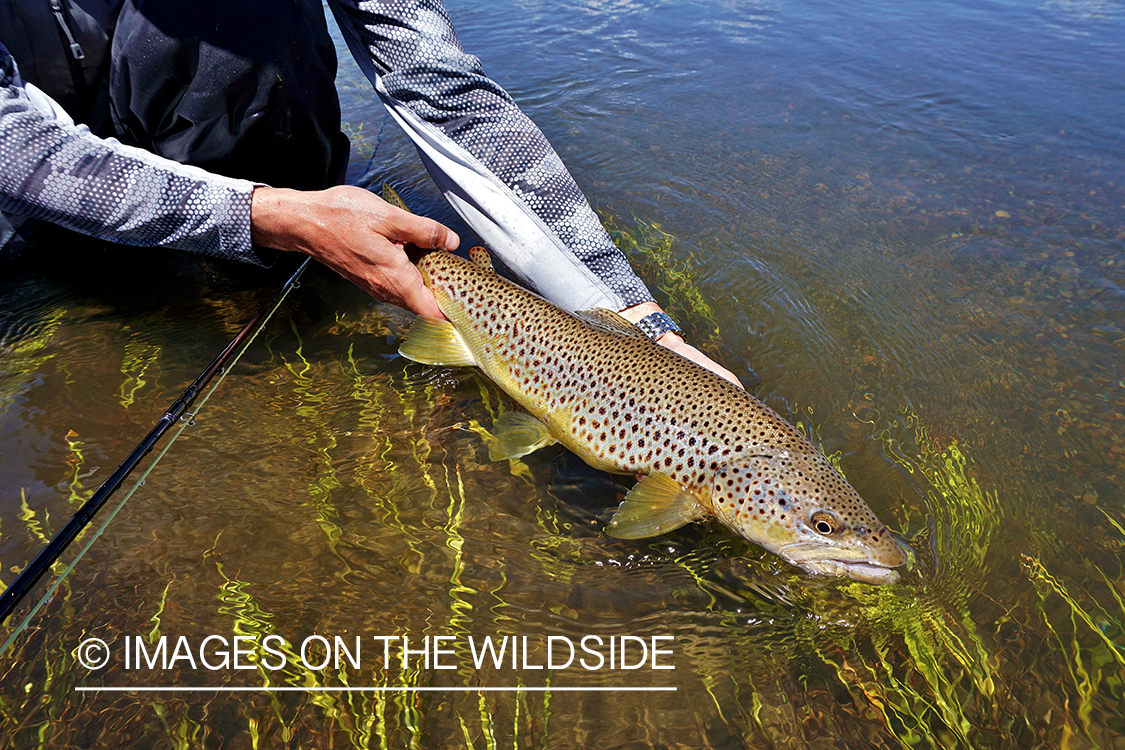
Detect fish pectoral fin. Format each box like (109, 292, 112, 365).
(606, 473, 706, 539)
(468, 246, 494, 272)
(486, 411, 558, 461)
(398, 317, 477, 367)
(573, 308, 648, 339)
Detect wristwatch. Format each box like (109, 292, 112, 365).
(635, 311, 684, 341)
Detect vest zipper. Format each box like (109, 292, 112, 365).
(49, 0, 87, 60)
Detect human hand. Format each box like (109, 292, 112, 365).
(618, 302, 743, 389)
(250, 185, 460, 318)
(654, 332, 743, 389)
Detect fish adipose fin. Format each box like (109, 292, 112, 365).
(399, 317, 477, 367)
(468, 246, 495, 271)
(606, 473, 706, 539)
(487, 411, 558, 461)
(574, 308, 648, 339)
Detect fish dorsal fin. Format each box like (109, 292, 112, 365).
(574, 308, 648, 339)
(606, 473, 706, 539)
(485, 411, 558, 461)
(399, 317, 477, 367)
(468, 246, 494, 272)
(381, 182, 411, 212)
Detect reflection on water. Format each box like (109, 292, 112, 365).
(2, 0, 1124, 747)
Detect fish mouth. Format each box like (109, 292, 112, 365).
(796, 558, 901, 585)
(778, 541, 909, 585)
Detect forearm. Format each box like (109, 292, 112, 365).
(326, 0, 656, 313)
(0, 46, 264, 263)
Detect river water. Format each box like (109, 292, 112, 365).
(2, 0, 1123, 747)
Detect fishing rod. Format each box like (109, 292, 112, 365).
(0, 257, 310, 627)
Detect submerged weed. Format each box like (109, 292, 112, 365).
(602, 214, 724, 357)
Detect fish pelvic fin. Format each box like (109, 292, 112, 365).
(574, 308, 648, 339)
(468, 246, 494, 272)
(399, 317, 477, 367)
(606, 473, 707, 539)
(486, 411, 558, 461)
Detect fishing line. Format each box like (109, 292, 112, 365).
(0, 257, 310, 654)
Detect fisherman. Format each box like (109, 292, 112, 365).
(0, 0, 738, 384)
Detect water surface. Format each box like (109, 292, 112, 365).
(2, 0, 1123, 747)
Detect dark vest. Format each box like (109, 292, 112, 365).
(0, 0, 347, 189)
(0, 0, 124, 129)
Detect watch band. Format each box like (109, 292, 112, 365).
(635, 311, 684, 340)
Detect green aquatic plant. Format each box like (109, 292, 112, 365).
(0, 492, 82, 748)
(62, 428, 92, 507)
(871, 409, 1001, 579)
(117, 338, 161, 409)
(204, 541, 375, 748)
(180, 310, 557, 745)
(600, 396, 981, 746)
(342, 342, 401, 503)
(772, 412, 1002, 748)
(145, 453, 556, 748)
(151, 702, 205, 750)
(16, 487, 51, 548)
(801, 584, 996, 748)
(1021, 511, 1125, 745)
(0, 304, 66, 421)
(601, 214, 724, 356)
(268, 320, 351, 563)
(1, 488, 76, 628)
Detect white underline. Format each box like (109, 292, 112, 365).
(75, 686, 676, 693)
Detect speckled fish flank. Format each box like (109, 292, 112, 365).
(400, 248, 910, 584)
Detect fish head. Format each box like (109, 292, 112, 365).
(711, 452, 910, 584)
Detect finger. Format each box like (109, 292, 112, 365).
(688, 351, 743, 389)
(663, 340, 744, 390)
(401, 283, 446, 320)
(700, 359, 743, 389)
(385, 210, 460, 251)
(387, 258, 447, 319)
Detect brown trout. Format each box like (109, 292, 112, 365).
(400, 248, 910, 584)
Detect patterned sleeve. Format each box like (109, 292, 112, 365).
(326, 0, 655, 313)
(0, 44, 266, 264)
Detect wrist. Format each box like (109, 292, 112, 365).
(250, 186, 309, 253)
(618, 302, 684, 342)
(617, 301, 661, 325)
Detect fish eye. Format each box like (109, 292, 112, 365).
(810, 511, 839, 535)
